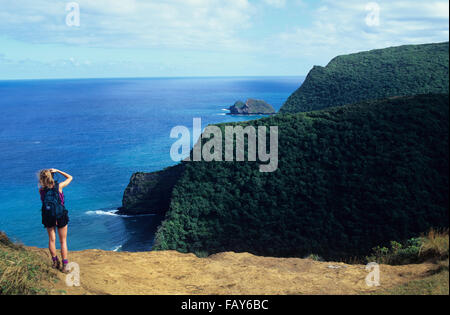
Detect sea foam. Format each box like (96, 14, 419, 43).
(85, 209, 156, 218)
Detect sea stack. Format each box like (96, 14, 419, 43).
(229, 99, 276, 115)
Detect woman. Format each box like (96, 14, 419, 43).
(38, 168, 73, 273)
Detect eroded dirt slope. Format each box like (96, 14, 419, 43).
(30, 248, 441, 295)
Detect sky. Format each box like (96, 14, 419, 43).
(0, 0, 448, 80)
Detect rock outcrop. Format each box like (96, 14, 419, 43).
(229, 99, 276, 115)
(118, 164, 185, 215)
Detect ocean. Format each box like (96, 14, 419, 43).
(0, 76, 304, 252)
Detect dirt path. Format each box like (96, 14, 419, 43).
(31, 248, 439, 295)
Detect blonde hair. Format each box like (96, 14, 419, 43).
(38, 169, 55, 189)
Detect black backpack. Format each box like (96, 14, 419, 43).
(42, 182, 65, 219)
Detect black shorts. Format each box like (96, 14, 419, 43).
(42, 210, 69, 229)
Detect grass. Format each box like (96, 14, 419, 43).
(367, 229, 449, 265)
(375, 260, 449, 295)
(420, 229, 449, 261)
(0, 231, 57, 295)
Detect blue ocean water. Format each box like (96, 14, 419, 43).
(0, 76, 304, 252)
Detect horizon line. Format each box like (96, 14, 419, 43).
(0, 74, 307, 82)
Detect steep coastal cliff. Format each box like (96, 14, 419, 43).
(118, 164, 184, 215)
(120, 42, 449, 260)
(280, 42, 449, 113)
(154, 94, 449, 258)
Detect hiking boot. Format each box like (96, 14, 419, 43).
(61, 260, 70, 274)
(51, 257, 60, 270)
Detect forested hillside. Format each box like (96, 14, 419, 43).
(154, 94, 449, 259)
(280, 42, 449, 113)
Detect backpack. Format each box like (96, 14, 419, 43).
(42, 182, 65, 219)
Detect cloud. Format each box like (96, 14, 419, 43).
(271, 0, 449, 64)
(264, 0, 286, 8)
(0, 0, 255, 51)
(1, 0, 447, 56)
(0, 0, 448, 78)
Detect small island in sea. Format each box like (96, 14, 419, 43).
(228, 98, 276, 115)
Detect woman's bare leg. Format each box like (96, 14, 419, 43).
(58, 225, 68, 261)
(46, 227, 57, 257)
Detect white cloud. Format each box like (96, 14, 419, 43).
(1, 0, 447, 56)
(0, 0, 448, 78)
(271, 0, 449, 64)
(0, 0, 255, 51)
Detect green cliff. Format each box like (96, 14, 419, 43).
(120, 42, 450, 259)
(154, 94, 449, 259)
(280, 42, 449, 113)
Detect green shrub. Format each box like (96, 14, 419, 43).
(367, 238, 422, 265)
(367, 229, 449, 265)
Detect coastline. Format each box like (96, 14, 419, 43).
(0, 76, 301, 251)
(226, 113, 276, 116)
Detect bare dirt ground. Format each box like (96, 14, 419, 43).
(30, 248, 441, 295)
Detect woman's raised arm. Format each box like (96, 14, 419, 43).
(50, 169, 73, 190)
